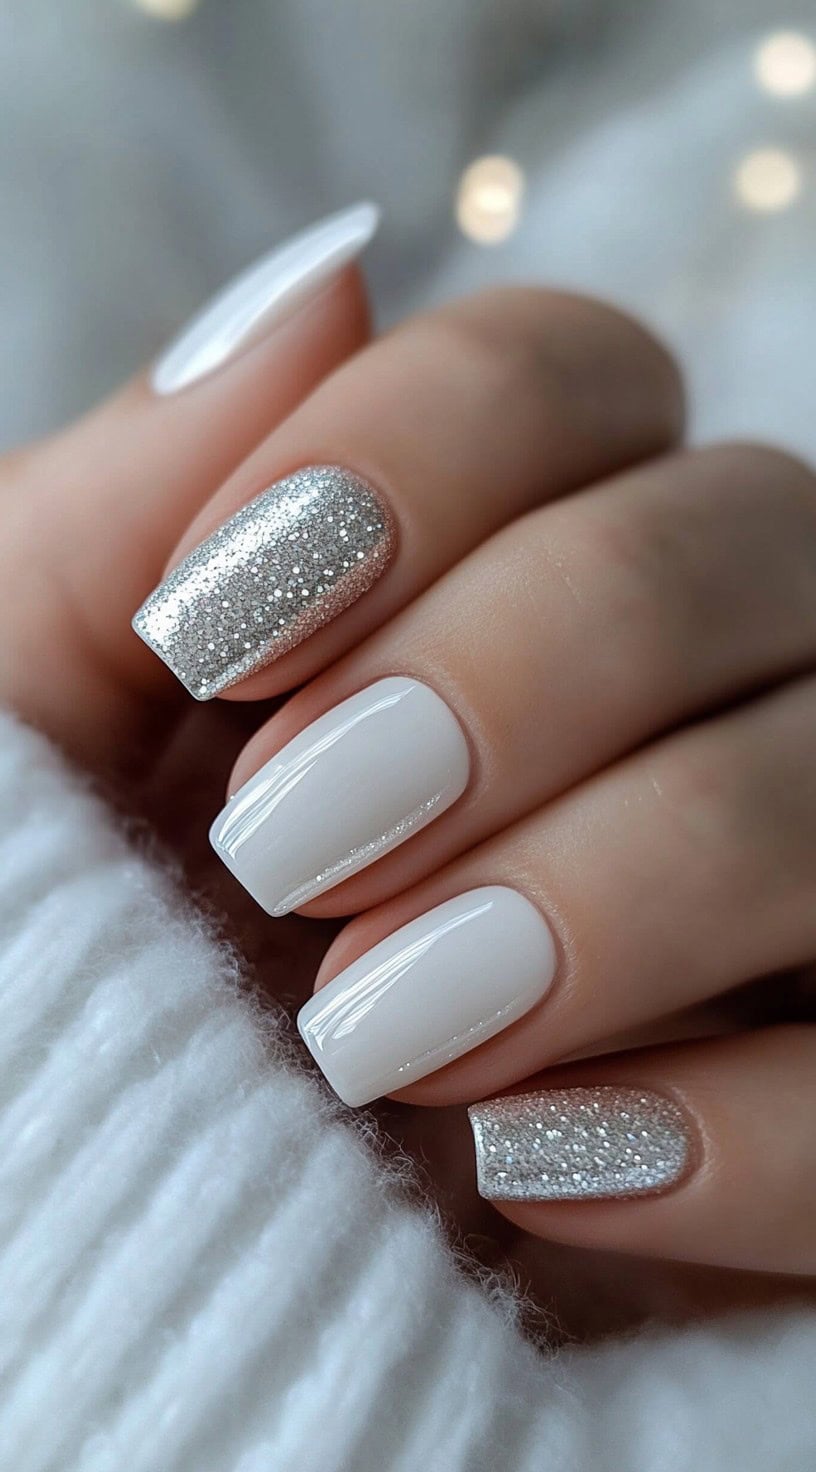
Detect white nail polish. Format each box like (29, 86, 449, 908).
(210, 678, 469, 913)
(152, 201, 380, 395)
(297, 887, 556, 1107)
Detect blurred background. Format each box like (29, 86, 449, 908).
(1, 1, 814, 457)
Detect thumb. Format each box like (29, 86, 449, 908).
(0, 204, 376, 767)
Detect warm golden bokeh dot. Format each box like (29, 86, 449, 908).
(754, 31, 816, 97)
(131, 0, 201, 20)
(456, 156, 525, 245)
(734, 147, 802, 212)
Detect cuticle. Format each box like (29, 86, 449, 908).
(496, 876, 574, 1014)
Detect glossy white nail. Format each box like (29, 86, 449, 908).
(210, 678, 469, 914)
(152, 201, 380, 395)
(297, 887, 556, 1107)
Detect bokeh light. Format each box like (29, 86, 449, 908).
(734, 147, 802, 212)
(456, 156, 525, 244)
(131, 0, 201, 20)
(754, 31, 816, 97)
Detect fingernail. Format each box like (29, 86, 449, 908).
(297, 887, 556, 1107)
(210, 678, 470, 915)
(152, 201, 380, 395)
(469, 1087, 692, 1202)
(132, 466, 396, 698)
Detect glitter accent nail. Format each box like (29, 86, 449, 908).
(132, 466, 395, 698)
(469, 1087, 692, 1202)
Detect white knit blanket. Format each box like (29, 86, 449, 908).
(0, 716, 813, 1468)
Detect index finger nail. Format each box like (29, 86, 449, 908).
(132, 465, 396, 699)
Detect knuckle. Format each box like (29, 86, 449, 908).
(540, 496, 668, 629)
(642, 741, 761, 909)
(423, 287, 683, 436)
(418, 288, 568, 402)
(439, 284, 666, 357)
(648, 677, 816, 907)
(700, 439, 816, 499)
(650, 740, 729, 828)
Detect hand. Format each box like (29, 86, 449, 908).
(5, 228, 815, 1337)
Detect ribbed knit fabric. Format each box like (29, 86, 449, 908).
(0, 709, 814, 1471)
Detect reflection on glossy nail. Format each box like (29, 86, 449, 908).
(211, 678, 469, 914)
(153, 201, 380, 394)
(297, 887, 556, 1106)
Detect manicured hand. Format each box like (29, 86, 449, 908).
(6, 206, 815, 1327)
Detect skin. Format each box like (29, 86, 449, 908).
(3, 268, 814, 1337)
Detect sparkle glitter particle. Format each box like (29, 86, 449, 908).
(468, 1087, 692, 1202)
(270, 793, 448, 915)
(132, 466, 395, 699)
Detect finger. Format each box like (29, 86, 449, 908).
(468, 1026, 816, 1275)
(218, 441, 816, 918)
(2, 211, 373, 764)
(299, 674, 816, 1106)
(133, 289, 683, 701)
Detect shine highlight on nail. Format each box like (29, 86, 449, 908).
(133, 466, 396, 698)
(297, 886, 557, 1107)
(210, 677, 470, 914)
(469, 1087, 692, 1202)
(152, 201, 380, 395)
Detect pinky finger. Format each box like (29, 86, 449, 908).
(468, 1026, 816, 1275)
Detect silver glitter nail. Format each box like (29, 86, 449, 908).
(132, 466, 395, 699)
(469, 1087, 691, 1202)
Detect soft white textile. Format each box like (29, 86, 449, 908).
(0, 709, 814, 1469)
